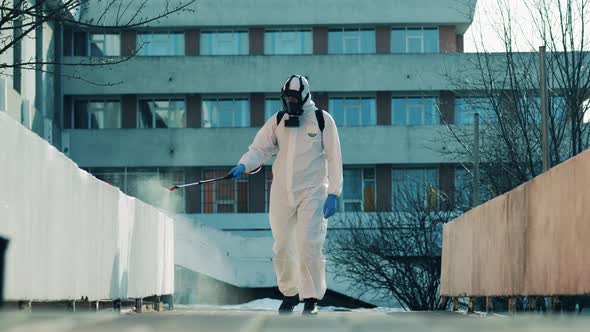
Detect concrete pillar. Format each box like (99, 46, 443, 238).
(377, 91, 392, 125)
(185, 167, 202, 213)
(164, 294, 174, 310)
(439, 164, 455, 210)
(90, 301, 99, 311)
(376, 164, 392, 211)
(68, 300, 76, 312)
(250, 93, 265, 127)
(0, 237, 6, 308)
(63, 96, 72, 129)
(121, 31, 137, 56)
(154, 296, 162, 312)
(186, 94, 202, 128)
(185, 29, 200, 56)
(113, 299, 121, 311)
(249, 28, 264, 55)
(439, 26, 457, 53)
(313, 27, 328, 55)
(121, 95, 137, 129)
(18, 300, 32, 311)
(486, 297, 494, 313)
(376, 26, 391, 54)
(468, 297, 475, 313)
(508, 297, 517, 314)
(439, 91, 455, 124)
(63, 28, 73, 56)
(456, 34, 464, 53)
(135, 298, 143, 313)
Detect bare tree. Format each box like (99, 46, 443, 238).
(1, 0, 196, 85)
(326, 181, 453, 311)
(443, 0, 590, 198)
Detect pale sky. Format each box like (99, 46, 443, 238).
(464, 0, 542, 52)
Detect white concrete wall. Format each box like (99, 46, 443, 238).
(0, 112, 174, 301)
(79, 0, 476, 31)
(63, 54, 473, 95)
(64, 125, 460, 167)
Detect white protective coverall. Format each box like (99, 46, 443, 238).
(238, 77, 343, 300)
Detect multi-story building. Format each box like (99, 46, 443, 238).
(56, 0, 479, 236)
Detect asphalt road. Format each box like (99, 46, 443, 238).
(1, 308, 589, 332)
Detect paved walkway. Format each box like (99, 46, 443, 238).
(2, 309, 590, 332)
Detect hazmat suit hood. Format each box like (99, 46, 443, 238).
(281, 75, 316, 116)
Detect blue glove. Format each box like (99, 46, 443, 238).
(323, 194, 338, 219)
(229, 164, 246, 179)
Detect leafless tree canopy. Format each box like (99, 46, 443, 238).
(445, 0, 590, 198)
(326, 182, 453, 311)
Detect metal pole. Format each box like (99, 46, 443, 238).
(473, 113, 480, 208)
(540, 45, 549, 171)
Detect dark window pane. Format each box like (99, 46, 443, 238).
(73, 101, 88, 128)
(73, 31, 88, 56)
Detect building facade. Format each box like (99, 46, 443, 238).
(59, 0, 478, 233)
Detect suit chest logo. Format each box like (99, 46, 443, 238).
(307, 132, 317, 138)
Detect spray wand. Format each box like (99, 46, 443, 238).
(169, 165, 264, 192)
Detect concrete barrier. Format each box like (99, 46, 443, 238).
(0, 112, 174, 302)
(441, 149, 590, 297)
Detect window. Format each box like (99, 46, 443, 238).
(136, 32, 185, 56)
(329, 96, 376, 126)
(138, 98, 186, 128)
(73, 99, 121, 129)
(72, 32, 120, 56)
(92, 168, 186, 213)
(455, 97, 496, 125)
(339, 168, 376, 212)
(202, 98, 250, 128)
(454, 167, 472, 210)
(454, 166, 493, 209)
(391, 27, 439, 53)
(264, 29, 312, 55)
(73, 31, 88, 56)
(518, 95, 567, 124)
(392, 97, 439, 126)
(393, 168, 439, 211)
(265, 98, 282, 122)
(328, 28, 376, 54)
(201, 30, 249, 55)
(89, 33, 121, 56)
(202, 168, 248, 213)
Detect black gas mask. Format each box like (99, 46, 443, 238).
(280, 75, 310, 127)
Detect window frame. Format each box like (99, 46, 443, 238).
(201, 96, 251, 128)
(136, 96, 187, 129)
(391, 96, 439, 126)
(391, 27, 439, 54)
(392, 167, 440, 212)
(136, 31, 185, 56)
(340, 166, 376, 212)
(201, 167, 249, 213)
(200, 29, 249, 55)
(264, 28, 313, 55)
(71, 97, 123, 129)
(328, 27, 376, 54)
(328, 94, 377, 126)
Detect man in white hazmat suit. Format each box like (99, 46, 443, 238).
(229, 75, 343, 315)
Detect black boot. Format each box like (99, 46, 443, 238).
(302, 298, 319, 316)
(278, 295, 299, 315)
